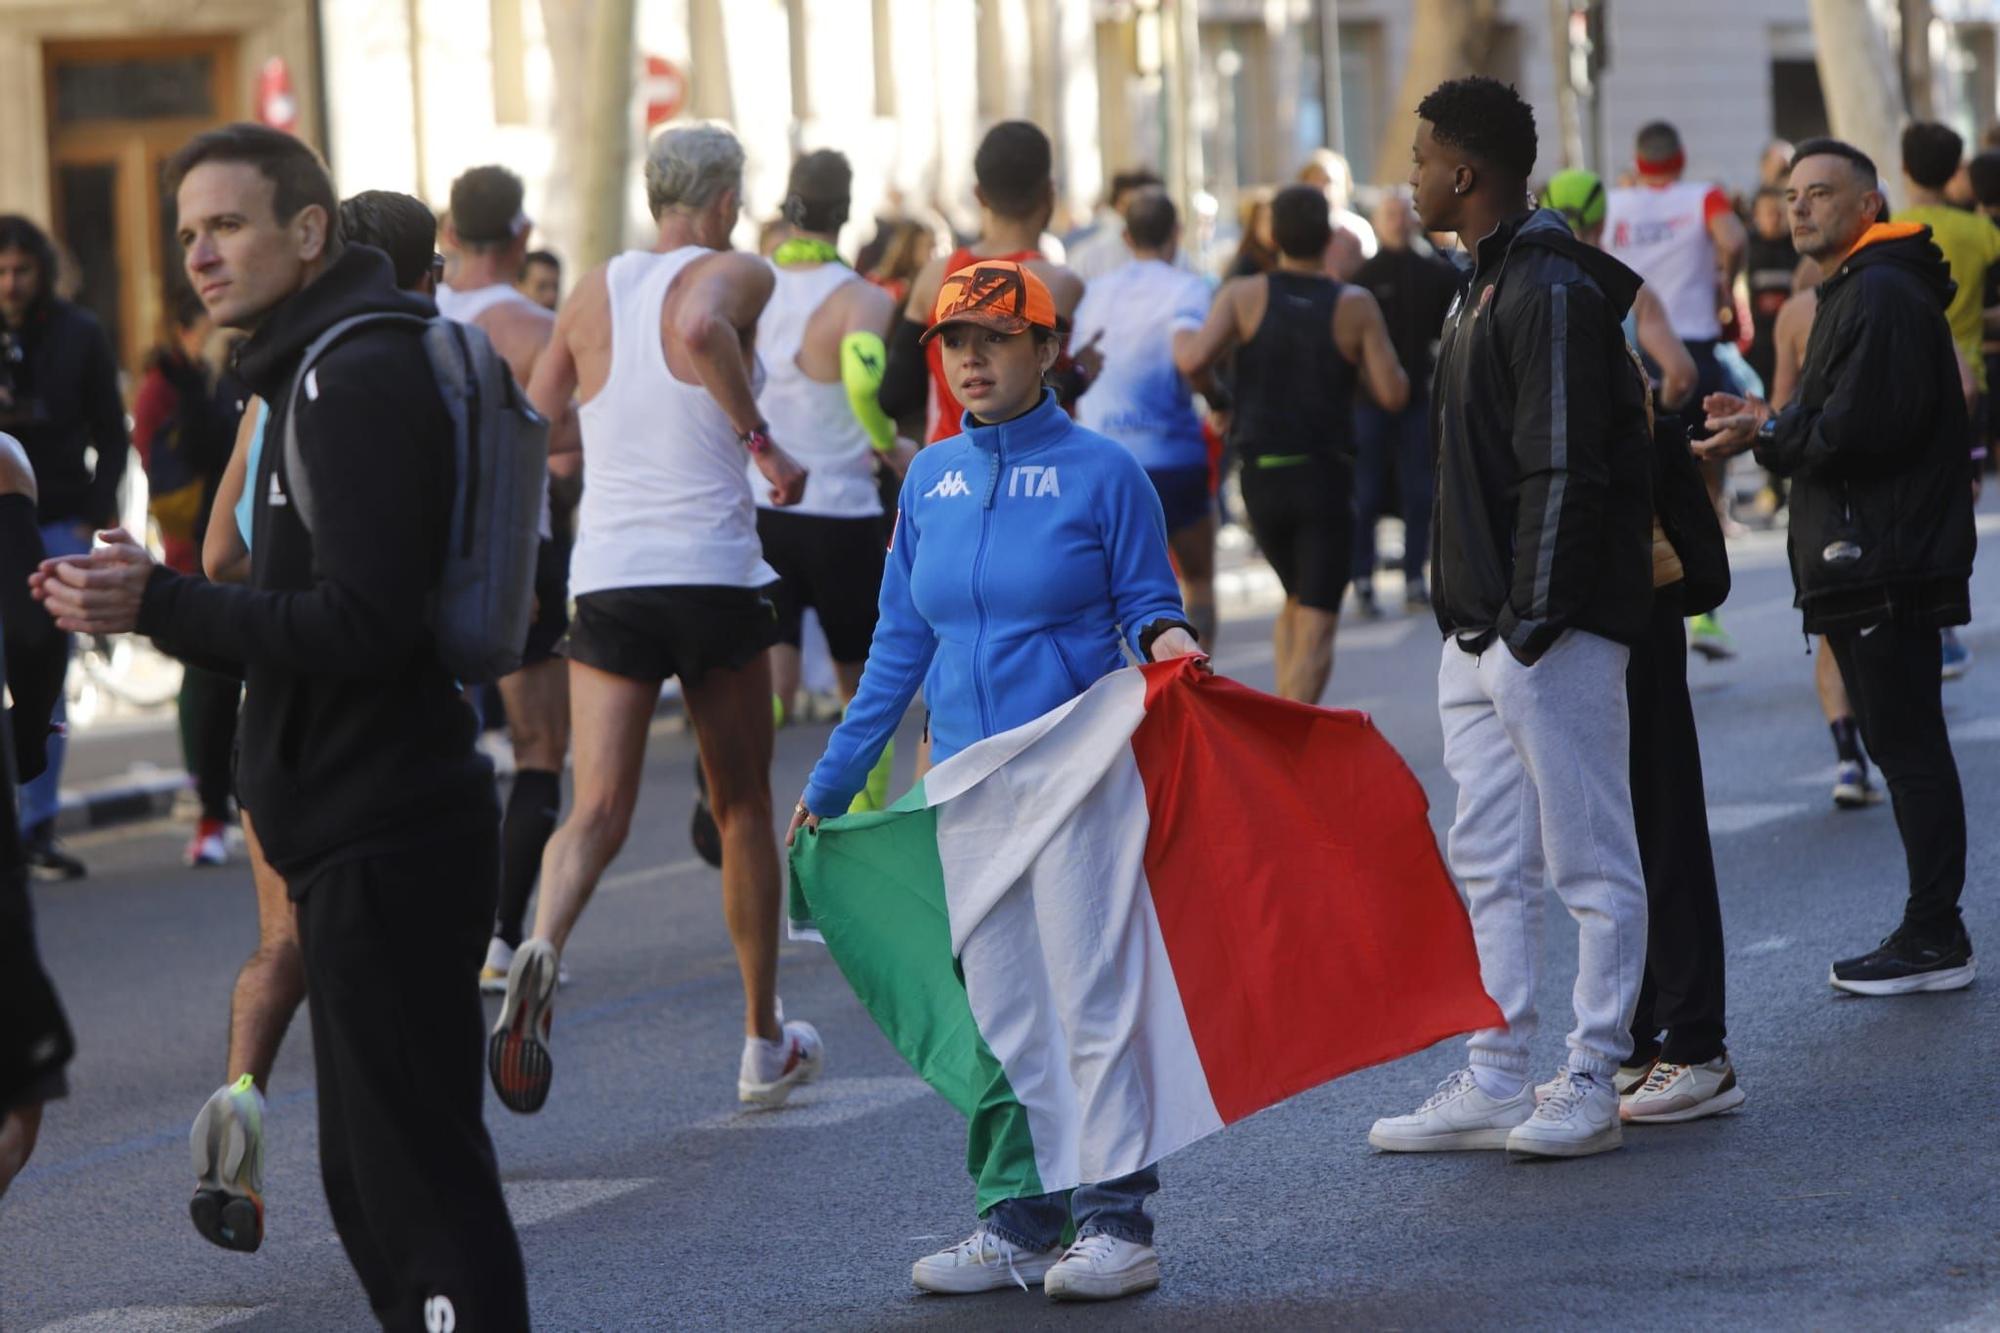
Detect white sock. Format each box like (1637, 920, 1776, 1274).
(1471, 1064, 1526, 1100)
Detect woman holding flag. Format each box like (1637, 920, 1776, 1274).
(786, 258, 1205, 1301)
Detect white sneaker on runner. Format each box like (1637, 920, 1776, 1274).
(911, 1228, 1062, 1294)
(1621, 1055, 1746, 1123)
(1507, 1069, 1622, 1158)
(1369, 1068, 1534, 1152)
(487, 938, 559, 1114)
(1536, 1056, 1654, 1104)
(189, 1075, 266, 1252)
(737, 1020, 824, 1106)
(479, 937, 515, 995)
(1044, 1234, 1161, 1301)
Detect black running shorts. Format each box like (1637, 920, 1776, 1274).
(521, 538, 572, 667)
(561, 585, 779, 685)
(1238, 456, 1356, 613)
(755, 509, 887, 663)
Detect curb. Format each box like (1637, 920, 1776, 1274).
(54, 770, 190, 836)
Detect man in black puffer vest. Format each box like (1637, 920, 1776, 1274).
(1699, 136, 1976, 998)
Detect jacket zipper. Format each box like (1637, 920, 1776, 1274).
(969, 432, 1002, 736)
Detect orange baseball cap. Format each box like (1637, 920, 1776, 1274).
(919, 259, 1059, 344)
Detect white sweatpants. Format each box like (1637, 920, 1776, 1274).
(1437, 631, 1648, 1081)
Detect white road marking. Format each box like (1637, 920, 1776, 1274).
(1739, 935, 1793, 957)
(1948, 716, 2000, 744)
(695, 1076, 929, 1132)
(601, 857, 706, 891)
(33, 1307, 271, 1333)
(1706, 802, 1806, 836)
(502, 1176, 654, 1229)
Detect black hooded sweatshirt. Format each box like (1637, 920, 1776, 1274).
(1754, 223, 1976, 633)
(135, 246, 491, 881)
(1429, 207, 1654, 664)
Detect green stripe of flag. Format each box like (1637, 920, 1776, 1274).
(789, 787, 1044, 1213)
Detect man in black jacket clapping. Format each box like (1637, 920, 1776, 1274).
(1699, 138, 1977, 997)
(31, 124, 528, 1329)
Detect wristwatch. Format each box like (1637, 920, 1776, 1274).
(1756, 414, 1778, 443)
(740, 422, 773, 456)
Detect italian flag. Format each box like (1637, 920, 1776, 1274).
(789, 659, 1500, 1211)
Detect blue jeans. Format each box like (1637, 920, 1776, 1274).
(980, 1166, 1159, 1250)
(19, 521, 88, 834)
(1351, 391, 1433, 585)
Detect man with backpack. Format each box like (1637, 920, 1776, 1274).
(31, 124, 530, 1329)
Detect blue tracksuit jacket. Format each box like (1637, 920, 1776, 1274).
(801, 390, 1187, 814)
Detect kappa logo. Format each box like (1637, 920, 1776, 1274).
(924, 469, 972, 499)
(1006, 465, 1061, 498)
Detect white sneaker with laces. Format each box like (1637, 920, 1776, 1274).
(1369, 1068, 1534, 1151)
(1536, 1057, 1653, 1105)
(1621, 1055, 1746, 1123)
(1507, 1069, 1621, 1158)
(911, 1228, 1062, 1294)
(479, 937, 515, 995)
(1044, 1233, 1161, 1301)
(737, 1020, 824, 1106)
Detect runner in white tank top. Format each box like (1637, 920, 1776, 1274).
(437, 164, 580, 994)
(750, 151, 911, 808)
(489, 123, 823, 1121)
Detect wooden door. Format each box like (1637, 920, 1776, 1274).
(44, 36, 240, 378)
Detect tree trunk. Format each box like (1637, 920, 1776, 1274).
(1809, 0, 1904, 191)
(539, 0, 592, 273)
(1374, 0, 1501, 184)
(1900, 0, 1934, 120)
(579, 0, 638, 270)
(1548, 0, 1583, 172)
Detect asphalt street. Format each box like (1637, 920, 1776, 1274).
(4, 511, 1999, 1331)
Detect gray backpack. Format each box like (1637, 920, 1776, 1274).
(281, 312, 549, 683)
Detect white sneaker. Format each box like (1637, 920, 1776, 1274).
(1044, 1233, 1161, 1301)
(1507, 1069, 1621, 1158)
(1369, 1068, 1534, 1152)
(1535, 1056, 1654, 1105)
(737, 1020, 824, 1106)
(479, 937, 515, 994)
(487, 938, 560, 1114)
(911, 1228, 1061, 1294)
(189, 1076, 265, 1252)
(1621, 1055, 1746, 1123)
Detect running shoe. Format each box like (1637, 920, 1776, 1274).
(185, 817, 230, 868)
(1830, 924, 1976, 996)
(1535, 1056, 1655, 1104)
(1044, 1234, 1161, 1301)
(1352, 581, 1382, 620)
(691, 757, 723, 869)
(1620, 1055, 1746, 1123)
(189, 1075, 266, 1252)
(488, 938, 560, 1113)
(1403, 575, 1430, 612)
(23, 824, 85, 881)
(737, 1020, 824, 1106)
(1832, 761, 1883, 809)
(911, 1228, 1062, 1294)
(1688, 613, 1737, 661)
(1941, 628, 1972, 680)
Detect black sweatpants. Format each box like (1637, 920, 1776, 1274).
(294, 817, 529, 1332)
(1627, 585, 1728, 1065)
(1826, 617, 1967, 937)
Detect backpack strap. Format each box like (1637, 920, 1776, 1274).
(280, 312, 431, 534)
